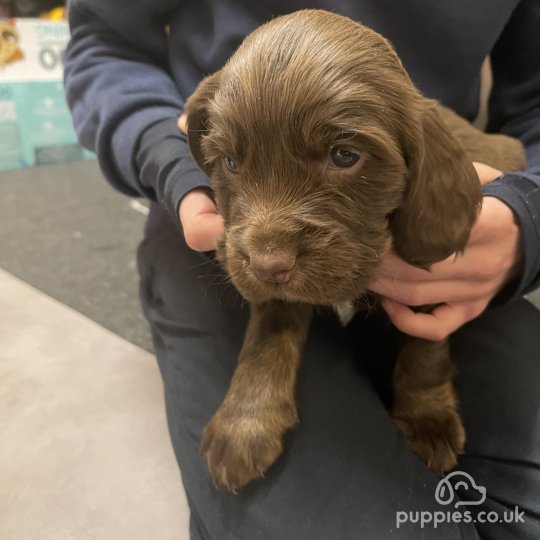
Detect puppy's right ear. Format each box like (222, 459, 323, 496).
(184, 72, 221, 175)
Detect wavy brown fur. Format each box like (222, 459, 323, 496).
(185, 9, 525, 491)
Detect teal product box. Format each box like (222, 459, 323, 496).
(0, 18, 94, 171)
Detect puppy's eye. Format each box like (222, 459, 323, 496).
(223, 155, 240, 173)
(329, 146, 360, 168)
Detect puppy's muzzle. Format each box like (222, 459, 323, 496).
(249, 251, 296, 284)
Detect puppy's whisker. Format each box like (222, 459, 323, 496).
(334, 191, 356, 206)
(190, 258, 219, 271)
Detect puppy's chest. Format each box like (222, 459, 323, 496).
(332, 293, 378, 326)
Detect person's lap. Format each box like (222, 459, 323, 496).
(138, 204, 540, 539)
(451, 303, 540, 539)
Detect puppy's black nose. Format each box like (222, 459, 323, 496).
(249, 252, 296, 283)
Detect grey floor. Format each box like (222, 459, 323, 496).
(0, 160, 153, 351)
(0, 269, 189, 540)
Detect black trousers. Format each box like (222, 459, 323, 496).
(138, 204, 540, 539)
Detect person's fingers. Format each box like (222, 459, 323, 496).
(376, 251, 489, 283)
(178, 113, 188, 134)
(380, 298, 487, 341)
(373, 253, 438, 281)
(472, 161, 502, 185)
(371, 251, 488, 288)
(373, 238, 508, 287)
(370, 275, 496, 306)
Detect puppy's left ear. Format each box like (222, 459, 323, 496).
(184, 72, 221, 175)
(390, 101, 482, 268)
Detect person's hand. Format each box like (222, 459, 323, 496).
(178, 113, 187, 134)
(177, 113, 224, 251)
(179, 188, 224, 251)
(369, 162, 523, 341)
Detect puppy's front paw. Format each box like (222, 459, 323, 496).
(393, 409, 465, 475)
(201, 404, 297, 492)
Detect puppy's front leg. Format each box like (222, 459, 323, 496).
(392, 337, 465, 475)
(201, 301, 312, 492)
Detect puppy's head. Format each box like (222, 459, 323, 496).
(185, 10, 481, 305)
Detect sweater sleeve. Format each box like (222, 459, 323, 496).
(64, 0, 210, 213)
(482, 0, 540, 299)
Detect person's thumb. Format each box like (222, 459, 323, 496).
(179, 188, 224, 251)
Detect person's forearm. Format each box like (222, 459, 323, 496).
(136, 118, 211, 220)
(486, 0, 540, 297)
(64, 0, 185, 200)
(482, 172, 540, 300)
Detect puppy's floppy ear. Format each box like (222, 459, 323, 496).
(184, 72, 221, 175)
(390, 101, 482, 268)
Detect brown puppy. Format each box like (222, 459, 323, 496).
(185, 9, 525, 492)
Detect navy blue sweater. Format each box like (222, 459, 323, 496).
(64, 0, 540, 298)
